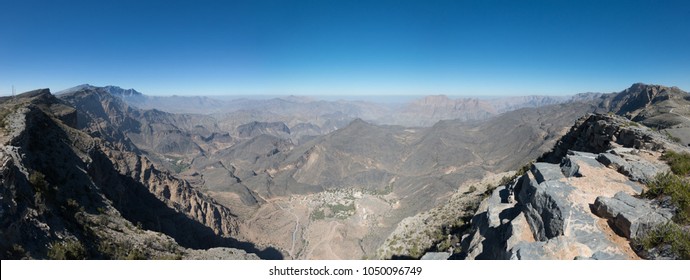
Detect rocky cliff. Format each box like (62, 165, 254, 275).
(459, 114, 686, 259)
(0, 89, 264, 259)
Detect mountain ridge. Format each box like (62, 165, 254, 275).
(3, 82, 689, 259)
(0, 89, 279, 259)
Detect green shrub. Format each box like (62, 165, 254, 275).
(497, 162, 531, 188)
(326, 203, 356, 219)
(633, 222, 690, 259)
(66, 198, 79, 209)
(124, 248, 146, 260)
(97, 240, 147, 260)
(665, 132, 682, 143)
(643, 172, 690, 224)
(310, 209, 325, 221)
(515, 162, 533, 177)
(465, 185, 477, 194)
(661, 151, 690, 176)
(47, 240, 87, 260)
(480, 184, 496, 200)
(408, 243, 421, 259)
(0, 109, 10, 130)
(622, 121, 640, 127)
(498, 176, 512, 186)
(29, 171, 48, 192)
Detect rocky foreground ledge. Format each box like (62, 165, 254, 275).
(452, 114, 688, 260)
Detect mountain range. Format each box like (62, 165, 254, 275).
(2, 83, 689, 259)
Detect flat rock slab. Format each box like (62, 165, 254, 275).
(596, 151, 669, 182)
(420, 252, 451, 260)
(561, 154, 605, 177)
(593, 192, 673, 239)
(531, 163, 565, 183)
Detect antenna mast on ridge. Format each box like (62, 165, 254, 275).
(12, 85, 15, 96)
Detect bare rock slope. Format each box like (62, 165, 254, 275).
(460, 114, 684, 259)
(0, 89, 264, 259)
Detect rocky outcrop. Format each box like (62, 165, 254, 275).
(601, 83, 689, 119)
(461, 113, 681, 260)
(540, 114, 668, 163)
(184, 247, 259, 260)
(592, 192, 673, 239)
(88, 144, 242, 241)
(596, 150, 669, 183)
(0, 90, 261, 259)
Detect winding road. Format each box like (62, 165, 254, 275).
(276, 202, 300, 257)
(669, 108, 690, 123)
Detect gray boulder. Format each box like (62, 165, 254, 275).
(592, 192, 673, 239)
(596, 152, 669, 182)
(531, 163, 565, 183)
(420, 252, 450, 260)
(522, 180, 575, 241)
(560, 156, 580, 177)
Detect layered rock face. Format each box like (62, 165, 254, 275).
(460, 114, 682, 260)
(0, 89, 260, 259)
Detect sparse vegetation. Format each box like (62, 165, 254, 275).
(643, 172, 690, 224)
(47, 240, 88, 260)
(496, 162, 531, 189)
(408, 243, 421, 259)
(480, 183, 497, 199)
(633, 222, 690, 259)
(665, 131, 682, 143)
(327, 202, 356, 219)
(97, 240, 147, 260)
(621, 120, 640, 128)
(498, 176, 512, 187)
(0, 108, 11, 130)
(310, 202, 356, 220)
(170, 160, 190, 173)
(29, 171, 48, 193)
(370, 183, 394, 196)
(516, 161, 533, 177)
(6, 244, 28, 259)
(661, 150, 690, 176)
(310, 209, 325, 221)
(465, 185, 477, 194)
(155, 253, 183, 260)
(66, 198, 80, 209)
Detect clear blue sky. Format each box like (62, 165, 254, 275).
(1, 0, 689, 96)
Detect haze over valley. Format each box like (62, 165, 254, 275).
(4, 82, 690, 259)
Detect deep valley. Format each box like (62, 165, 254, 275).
(2, 83, 689, 259)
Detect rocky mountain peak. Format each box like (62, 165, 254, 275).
(57, 84, 143, 99)
(102, 85, 143, 97)
(621, 83, 687, 100)
(14, 88, 52, 99)
(599, 83, 689, 121)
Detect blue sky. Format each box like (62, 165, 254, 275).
(1, 0, 689, 96)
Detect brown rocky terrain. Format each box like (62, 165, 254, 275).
(0, 89, 270, 259)
(597, 83, 690, 146)
(3, 82, 687, 260)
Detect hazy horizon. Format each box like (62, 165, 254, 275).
(15, 83, 615, 103)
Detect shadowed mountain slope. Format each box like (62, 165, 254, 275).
(0, 89, 279, 259)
